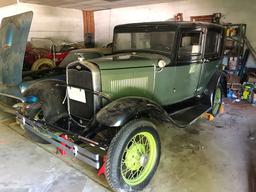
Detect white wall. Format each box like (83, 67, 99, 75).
(94, 0, 256, 49)
(0, 2, 83, 42)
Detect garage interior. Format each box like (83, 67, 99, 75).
(0, 0, 255, 192)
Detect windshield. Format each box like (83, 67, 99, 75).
(113, 31, 175, 54)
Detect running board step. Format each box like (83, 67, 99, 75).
(169, 104, 210, 126)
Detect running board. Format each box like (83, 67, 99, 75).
(16, 113, 101, 169)
(169, 104, 211, 126)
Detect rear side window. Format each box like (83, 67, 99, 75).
(205, 29, 222, 59)
(178, 32, 202, 61)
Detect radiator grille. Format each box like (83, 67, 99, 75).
(67, 64, 94, 120)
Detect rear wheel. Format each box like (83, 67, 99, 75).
(106, 119, 161, 192)
(31, 58, 55, 71)
(210, 85, 223, 116)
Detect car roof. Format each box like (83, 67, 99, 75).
(115, 21, 223, 31)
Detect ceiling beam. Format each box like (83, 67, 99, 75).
(0, 0, 17, 8)
(19, 0, 178, 11)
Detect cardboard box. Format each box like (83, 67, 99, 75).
(248, 73, 256, 83)
(227, 74, 240, 84)
(231, 83, 241, 91)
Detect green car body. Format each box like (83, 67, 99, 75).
(88, 22, 224, 106)
(65, 21, 226, 128)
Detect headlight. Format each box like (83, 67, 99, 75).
(158, 60, 167, 68)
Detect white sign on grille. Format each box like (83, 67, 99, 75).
(67, 86, 87, 103)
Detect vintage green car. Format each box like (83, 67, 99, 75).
(16, 21, 226, 192)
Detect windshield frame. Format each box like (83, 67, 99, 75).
(112, 25, 177, 58)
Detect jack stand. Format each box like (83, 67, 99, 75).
(202, 113, 215, 121)
(219, 103, 225, 114)
(202, 104, 224, 121)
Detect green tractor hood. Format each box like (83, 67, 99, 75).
(89, 53, 162, 70)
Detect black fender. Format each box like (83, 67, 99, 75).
(23, 79, 67, 123)
(96, 97, 169, 127)
(206, 70, 227, 97)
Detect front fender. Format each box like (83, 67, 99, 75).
(23, 79, 67, 123)
(96, 97, 168, 127)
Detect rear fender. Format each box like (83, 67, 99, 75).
(96, 97, 169, 127)
(206, 70, 227, 96)
(202, 70, 227, 106)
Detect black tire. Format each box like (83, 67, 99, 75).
(106, 119, 161, 192)
(210, 84, 223, 117)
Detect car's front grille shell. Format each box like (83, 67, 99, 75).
(66, 61, 101, 120)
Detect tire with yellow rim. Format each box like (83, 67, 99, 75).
(106, 119, 161, 191)
(210, 84, 223, 117)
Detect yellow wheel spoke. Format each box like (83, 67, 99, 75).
(121, 131, 157, 186)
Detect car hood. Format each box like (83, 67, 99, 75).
(0, 12, 33, 86)
(0, 12, 33, 102)
(89, 52, 170, 70)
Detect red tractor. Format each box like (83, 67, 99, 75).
(24, 38, 83, 71)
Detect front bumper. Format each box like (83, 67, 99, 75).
(16, 112, 101, 169)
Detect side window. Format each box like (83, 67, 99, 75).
(178, 32, 202, 61)
(205, 29, 221, 59)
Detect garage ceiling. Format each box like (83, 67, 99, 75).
(0, 0, 16, 7)
(20, 0, 176, 10)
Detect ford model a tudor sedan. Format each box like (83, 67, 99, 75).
(15, 21, 226, 191)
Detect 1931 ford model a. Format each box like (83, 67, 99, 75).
(14, 20, 226, 191)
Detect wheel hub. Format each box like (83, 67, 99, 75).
(125, 144, 146, 171)
(140, 154, 149, 167)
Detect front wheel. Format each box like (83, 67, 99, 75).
(106, 119, 161, 192)
(210, 85, 223, 116)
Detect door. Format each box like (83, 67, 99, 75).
(197, 27, 223, 93)
(171, 28, 205, 102)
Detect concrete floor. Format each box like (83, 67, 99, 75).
(0, 99, 255, 192)
(0, 111, 108, 192)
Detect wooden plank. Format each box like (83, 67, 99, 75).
(0, 0, 16, 8)
(83, 11, 95, 33)
(83, 11, 95, 47)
